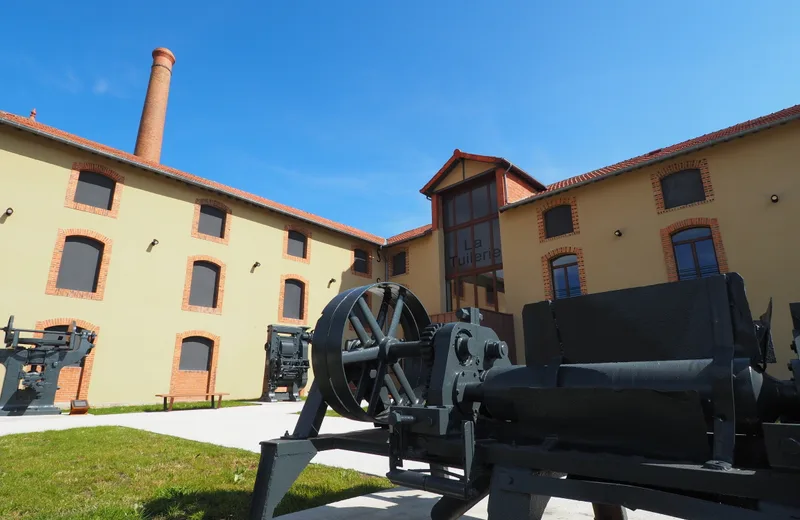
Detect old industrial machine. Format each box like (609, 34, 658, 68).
(260, 324, 311, 402)
(249, 274, 800, 519)
(0, 316, 97, 416)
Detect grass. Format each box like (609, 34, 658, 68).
(89, 399, 258, 416)
(0, 426, 393, 520)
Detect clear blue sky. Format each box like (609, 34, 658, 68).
(1, 2, 798, 238)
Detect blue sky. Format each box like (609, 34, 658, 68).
(1, 2, 798, 238)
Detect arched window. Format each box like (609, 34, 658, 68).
(671, 227, 719, 280)
(543, 204, 574, 238)
(287, 230, 308, 259)
(660, 169, 706, 210)
(188, 261, 221, 308)
(197, 204, 227, 239)
(74, 171, 116, 211)
(283, 278, 305, 320)
(391, 250, 407, 276)
(550, 254, 581, 299)
(55, 236, 105, 293)
(43, 325, 87, 367)
(353, 248, 370, 275)
(179, 335, 214, 372)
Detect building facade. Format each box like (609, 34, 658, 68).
(1, 47, 798, 407)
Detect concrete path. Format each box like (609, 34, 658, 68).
(0, 402, 676, 519)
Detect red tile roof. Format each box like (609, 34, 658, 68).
(0, 111, 386, 245)
(420, 149, 546, 196)
(387, 224, 432, 245)
(502, 103, 800, 211)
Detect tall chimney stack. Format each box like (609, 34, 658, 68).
(134, 47, 176, 163)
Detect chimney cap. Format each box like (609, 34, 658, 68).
(152, 47, 176, 65)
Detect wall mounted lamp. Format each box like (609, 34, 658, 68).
(771, 194, 780, 203)
(328, 278, 336, 288)
(5, 208, 13, 216)
(150, 239, 159, 247)
(614, 229, 623, 237)
(253, 261, 261, 269)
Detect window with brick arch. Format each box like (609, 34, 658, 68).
(74, 171, 116, 210)
(550, 254, 581, 299)
(543, 204, 574, 238)
(660, 169, 706, 210)
(441, 175, 503, 312)
(189, 261, 221, 308)
(287, 230, 308, 259)
(56, 236, 105, 293)
(283, 279, 305, 320)
(197, 204, 227, 239)
(671, 227, 719, 280)
(179, 336, 213, 371)
(353, 248, 369, 274)
(43, 325, 87, 367)
(392, 251, 407, 276)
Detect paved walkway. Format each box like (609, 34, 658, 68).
(0, 401, 675, 519)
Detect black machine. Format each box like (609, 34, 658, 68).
(0, 316, 97, 416)
(260, 324, 311, 402)
(249, 274, 800, 519)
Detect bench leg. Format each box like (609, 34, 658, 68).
(211, 395, 216, 409)
(217, 395, 224, 408)
(168, 398, 175, 412)
(163, 397, 167, 412)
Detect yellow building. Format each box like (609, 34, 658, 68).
(1, 47, 798, 407)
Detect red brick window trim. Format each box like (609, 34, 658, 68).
(651, 158, 715, 214)
(182, 255, 226, 315)
(536, 196, 580, 243)
(191, 198, 233, 245)
(64, 162, 125, 218)
(278, 274, 310, 325)
(389, 247, 410, 278)
(283, 225, 312, 264)
(170, 331, 221, 395)
(541, 246, 587, 301)
(45, 229, 113, 301)
(34, 318, 99, 402)
(351, 245, 373, 278)
(660, 217, 728, 282)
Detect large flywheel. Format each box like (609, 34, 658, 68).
(312, 282, 434, 424)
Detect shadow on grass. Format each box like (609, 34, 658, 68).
(141, 481, 392, 519)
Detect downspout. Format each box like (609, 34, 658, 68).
(377, 242, 389, 283)
(501, 162, 513, 204)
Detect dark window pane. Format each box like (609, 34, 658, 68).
(353, 248, 369, 273)
(673, 243, 696, 280)
(695, 239, 720, 278)
(454, 192, 470, 225)
(567, 265, 582, 296)
(392, 251, 407, 276)
(56, 236, 103, 293)
(488, 182, 498, 213)
(544, 205, 574, 238)
(473, 221, 492, 269)
(443, 196, 454, 229)
(552, 268, 568, 299)
(44, 325, 85, 367)
(661, 169, 705, 209)
(189, 261, 220, 308)
(179, 336, 213, 371)
(491, 218, 502, 265)
(471, 184, 490, 220)
(456, 228, 472, 271)
(672, 227, 712, 243)
(551, 254, 577, 268)
(198, 205, 226, 238)
(444, 232, 456, 277)
(283, 279, 304, 319)
(74, 171, 115, 210)
(287, 230, 307, 258)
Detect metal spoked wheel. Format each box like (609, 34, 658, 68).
(311, 282, 433, 424)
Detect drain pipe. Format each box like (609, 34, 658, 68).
(501, 162, 513, 204)
(377, 242, 389, 283)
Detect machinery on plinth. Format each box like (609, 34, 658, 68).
(0, 316, 97, 416)
(260, 324, 311, 402)
(249, 274, 800, 519)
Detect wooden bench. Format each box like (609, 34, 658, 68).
(155, 392, 230, 411)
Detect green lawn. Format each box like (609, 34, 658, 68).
(89, 399, 258, 416)
(0, 426, 393, 520)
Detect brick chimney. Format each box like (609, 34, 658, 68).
(134, 47, 176, 163)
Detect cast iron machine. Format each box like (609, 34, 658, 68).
(249, 274, 800, 519)
(0, 316, 97, 416)
(260, 324, 311, 402)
